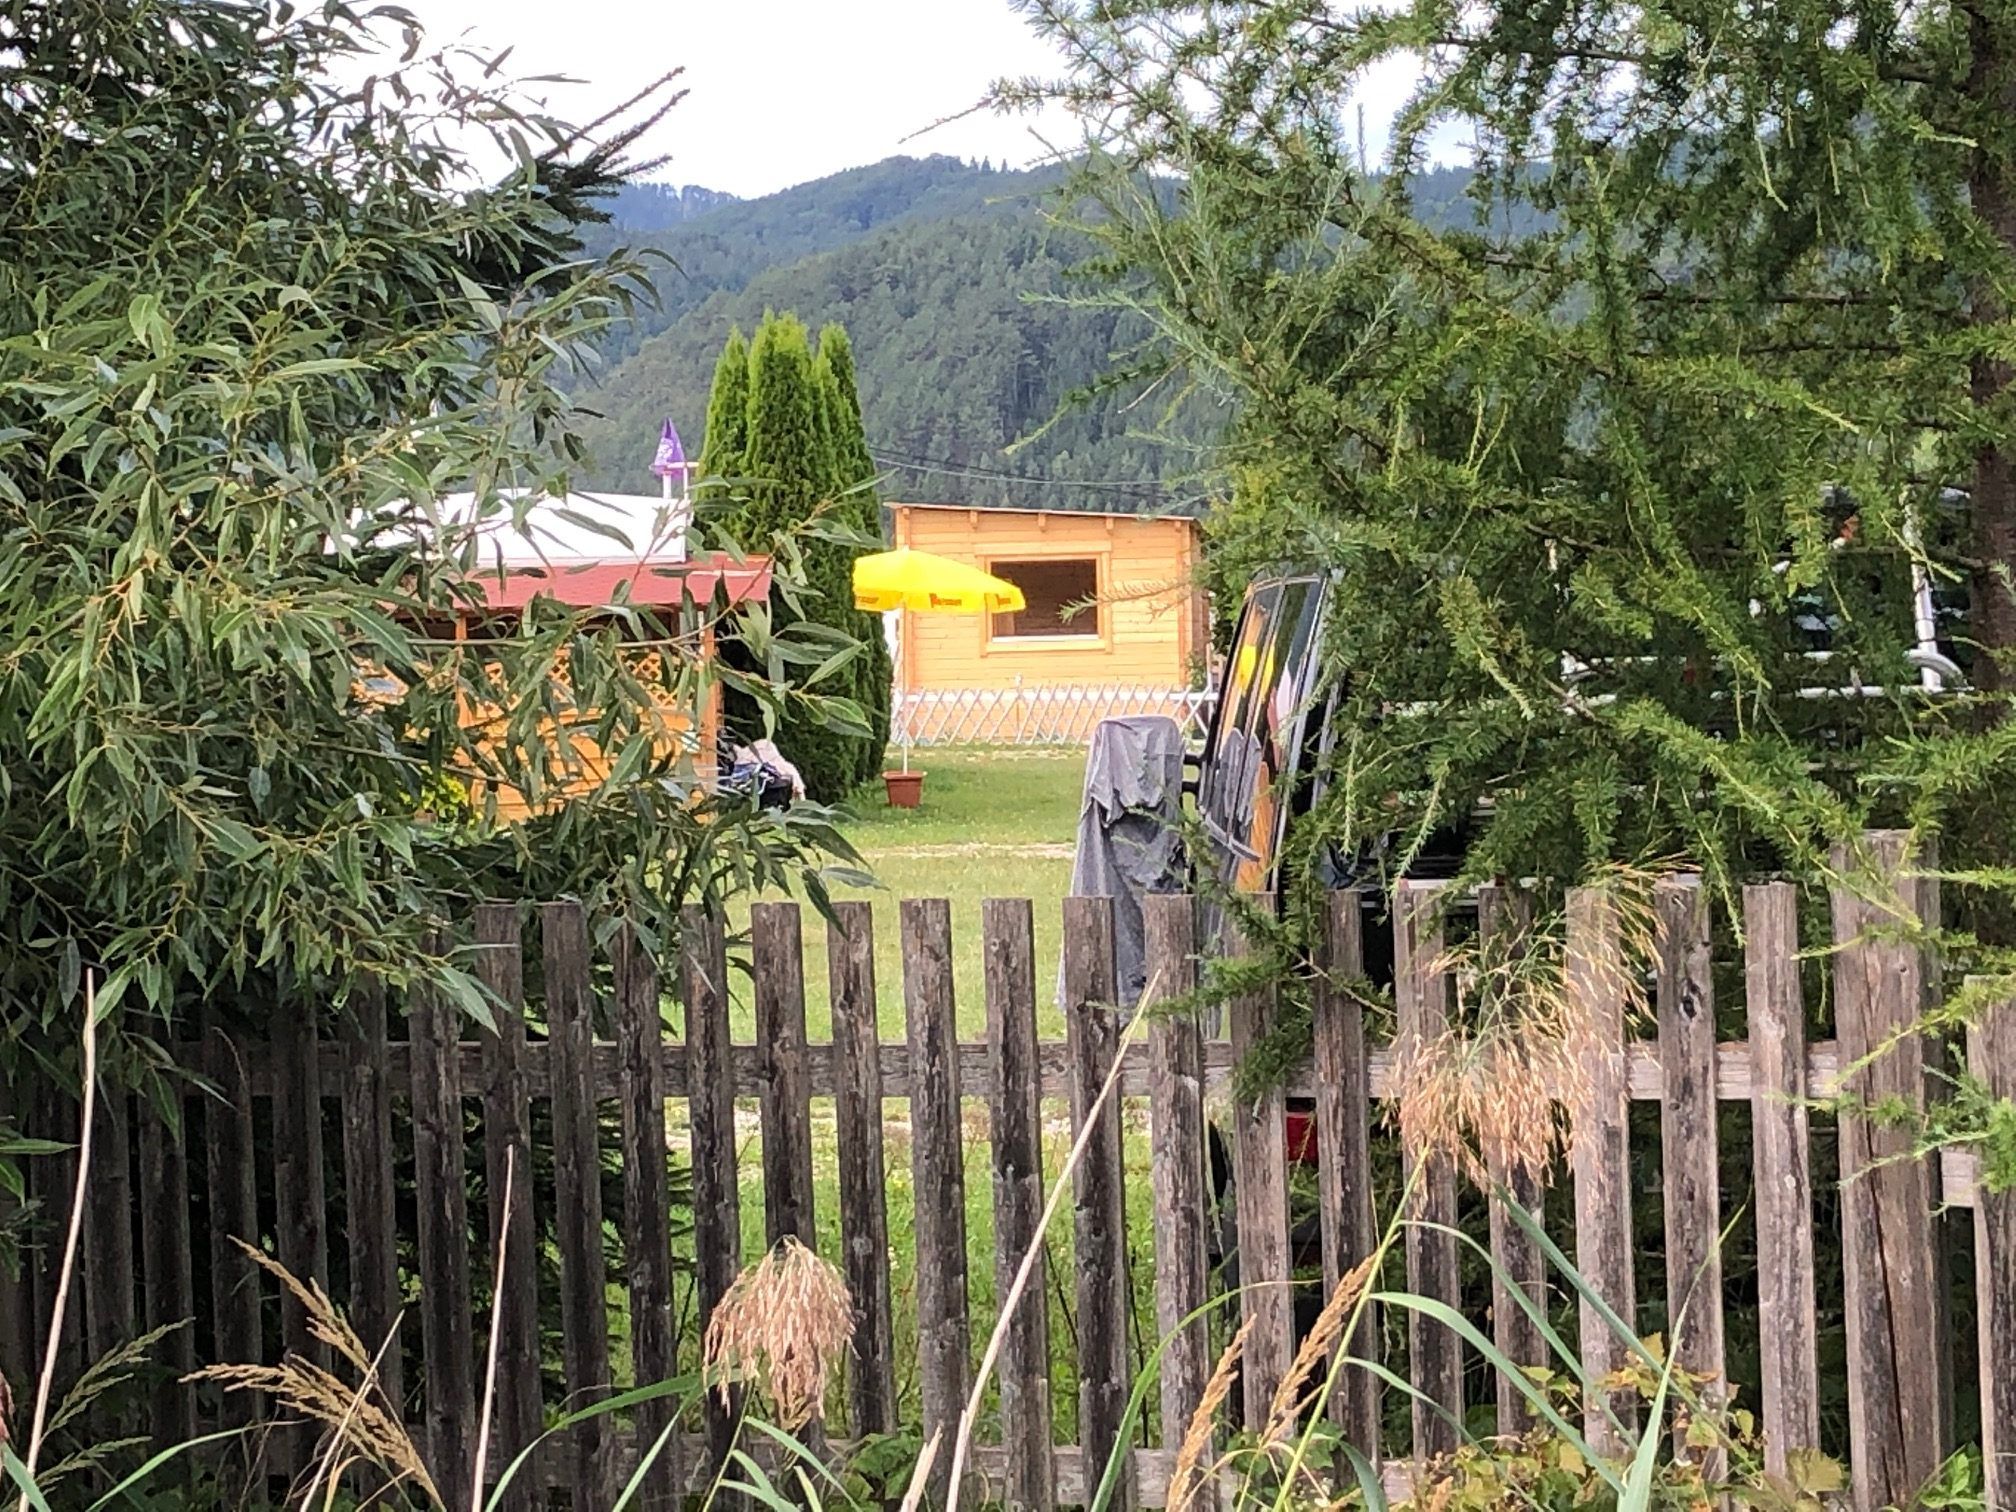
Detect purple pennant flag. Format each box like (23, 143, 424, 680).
(649, 417, 688, 478)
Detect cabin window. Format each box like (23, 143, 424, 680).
(989, 558, 1101, 639)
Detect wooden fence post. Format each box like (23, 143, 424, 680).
(1316, 888, 1383, 1453)
(1227, 899, 1293, 1431)
(272, 993, 328, 1384)
(26, 1087, 84, 1412)
(1744, 883, 1819, 1475)
(1655, 874, 1725, 1471)
(902, 897, 971, 1506)
(753, 903, 818, 1248)
(1064, 895, 1134, 1512)
(0, 1140, 33, 1407)
(1395, 880, 1463, 1464)
(1567, 886, 1636, 1455)
(827, 901, 896, 1441)
(473, 909, 540, 1505)
(409, 942, 477, 1511)
(1478, 883, 1544, 1439)
(201, 1009, 262, 1440)
(682, 905, 743, 1486)
(137, 1088, 197, 1449)
(544, 902, 613, 1511)
(751, 901, 826, 1469)
(1831, 833, 1948, 1512)
(615, 921, 678, 1506)
(339, 978, 404, 1419)
(1967, 981, 2016, 1512)
(985, 897, 1055, 1512)
(1144, 894, 1211, 1464)
(81, 1087, 135, 1432)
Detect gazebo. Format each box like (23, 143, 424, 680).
(398, 490, 771, 815)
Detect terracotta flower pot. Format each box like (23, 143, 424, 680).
(883, 769, 925, 808)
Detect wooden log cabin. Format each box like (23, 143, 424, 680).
(887, 501, 1209, 691)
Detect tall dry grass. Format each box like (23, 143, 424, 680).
(1392, 860, 1673, 1188)
(189, 1240, 436, 1504)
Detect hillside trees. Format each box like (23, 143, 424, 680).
(0, 0, 852, 1113)
(702, 312, 890, 798)
(577, 201, 1219, 510)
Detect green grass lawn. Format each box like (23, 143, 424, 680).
(727, 746, 1088, 1042)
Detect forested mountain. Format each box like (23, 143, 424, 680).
(571, 156, 1215, 512)
(571, 155, 1493, 512)
(578, 155, 1066, 370)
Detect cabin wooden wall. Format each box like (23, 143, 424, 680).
(891, 505, 1207, 692)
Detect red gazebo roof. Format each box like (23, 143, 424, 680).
(462, 552, 773, 611)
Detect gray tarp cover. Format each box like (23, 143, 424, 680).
(1062, 715, 1187, 1009)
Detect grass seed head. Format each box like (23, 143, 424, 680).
(1393, 863, 1677, 1186)
(703, 1236, 854, 1430)
(1168, 1316, 1251, 1512)
(186, 1244, 432, 1504)
(1262, 1251, 1378, 1445)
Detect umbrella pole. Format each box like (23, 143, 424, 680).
(899, 609, 911, 774)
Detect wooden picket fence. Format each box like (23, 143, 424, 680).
(5, 830, 2015, 1512)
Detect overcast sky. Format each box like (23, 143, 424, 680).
(361, 0, 1083, 198)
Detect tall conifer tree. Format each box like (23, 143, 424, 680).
(723, 311, 882, 798)
(817, 324, 895, 783)
(696, 325, 750, 494)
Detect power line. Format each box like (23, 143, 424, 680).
(869, 446, 1192, 496)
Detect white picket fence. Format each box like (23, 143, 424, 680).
(894, 684, 1214, 747)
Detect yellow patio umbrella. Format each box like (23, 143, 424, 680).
(853, 548, 1025, 776)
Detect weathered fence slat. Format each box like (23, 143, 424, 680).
(902, 897, 972, 1506)
(1144, 894, 1211, 1462)
(1396, 881, 1463, 1464)
(338, 978, 404, 1419)
(1478, 883, 1544, 1438)
(409, 944, 477, 1511)
(826, 901, 896, 1440)
(1832, 834, 1949, 1512)
(1567, 886, 1637, 1453)
(682, 905, 743, 1482)
(137, 1090, 197, 1448)
(1744, 883, 1819, 1475)
(984, 897, 1056, 1512)
(615, 922, 678, 1507)
(473, 908, 539, 1503)
(544, 902, 613, 1511)
(1064, 895, 1135, 1512)
(754, 903, 818, 1247)
(1655, 874, 1725, 1465)
(32, 1086, 85, 1399)
(273, 995, 329, 1379)
(202, 1011, 262, 1433)
(1316, 888, 1383, 1453)
(82, 1089, 135, 1385)
(1967, 982, 2016, 1512)
(1227, 901, 1293, 1432)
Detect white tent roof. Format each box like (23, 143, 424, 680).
(400, 489, 691, 567)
